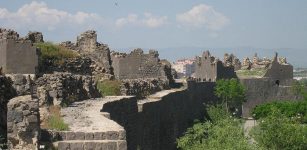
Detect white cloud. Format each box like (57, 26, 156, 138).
(115, 13, 168, 28)
(0, 1, 103, 31)
(176, 4, 229, 30)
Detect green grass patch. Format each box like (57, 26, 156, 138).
(97, 80, 122, 96)
(35, 42, 79, 65)
(236, 68, 267, 78)
(46, 106, 69, 131)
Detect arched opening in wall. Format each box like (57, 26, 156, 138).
(203, 78, 206, 82)
(208, 78, 211, 82)
(275, 80, 280, 86)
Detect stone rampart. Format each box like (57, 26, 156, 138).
(100, 81, 217, 150)
(241, 78, 299, 117)
(102, 96, 138, 150)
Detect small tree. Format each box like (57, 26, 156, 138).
(214, 79, 246, 113)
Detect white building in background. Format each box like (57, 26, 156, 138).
(172, 59, 196, 78)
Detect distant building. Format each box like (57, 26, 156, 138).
(172, 59, 195, 78)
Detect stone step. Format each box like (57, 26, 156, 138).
(49, 130, 126, 141)
(56, 140, 127, 150)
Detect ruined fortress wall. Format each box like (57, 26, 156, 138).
(216, 62, 237, 79)
(112, 51, 163, 80)
(194, 57, 217, 81)
(241, 78, 299, 118)
(101, 97, 138, 150)
(99, 82, 217, 150)
(137, 82, 216, 150)
(2, 39, 37, 74)
(264, 61, 293, 83)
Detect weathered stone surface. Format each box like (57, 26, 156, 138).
(5, 74, 35, 96)
(120, 78, 170, 98)
(7, 95, 39, 150)
(0, 28, 39, 74)
(60, 30, 113, 76)
(39, 57, 94, 75)
(36, 73, 101, 107)
(111, 49, 172, 81)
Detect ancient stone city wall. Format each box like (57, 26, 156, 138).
(101, 81, 217, 150)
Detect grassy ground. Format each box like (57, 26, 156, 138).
(236, 68, 267, 78)
(44, 106, 69, 131)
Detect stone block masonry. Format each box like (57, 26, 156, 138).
(7, 95, 40, 150)
(0, 39, 38, 74)
(0, 28, 38, 74)
(111, 49, 170, 80)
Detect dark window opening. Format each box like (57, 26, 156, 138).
(275, 80, 280, 86)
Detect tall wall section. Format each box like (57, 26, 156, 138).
(241, 78, 299, 117)
(100, 81, 217, 150)
(0, 39, 38, 74)
(112, 49, 165, 80)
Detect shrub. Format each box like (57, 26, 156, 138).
(252, 101, 307, 123)
(46, 106, 69, 131)
(35, 42, 79, 65)
(97, 80, 122, 96)
(177, 105, 255, 150)
(250, 110, 307, 150)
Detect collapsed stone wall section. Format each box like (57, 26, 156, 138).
(7, 95, 40, 150)
(60, 30, 113, 76)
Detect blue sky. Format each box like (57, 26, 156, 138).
(1, 1, 307, 66)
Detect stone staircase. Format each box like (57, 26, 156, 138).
(50, 130, 127, 150)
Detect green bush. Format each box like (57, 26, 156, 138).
(177, 105, 255, 150)
(252, 101, 307, 123)
(35, 42, 79, 65)
(97, 80, 122, 96)
(250, 110, 307, 150)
